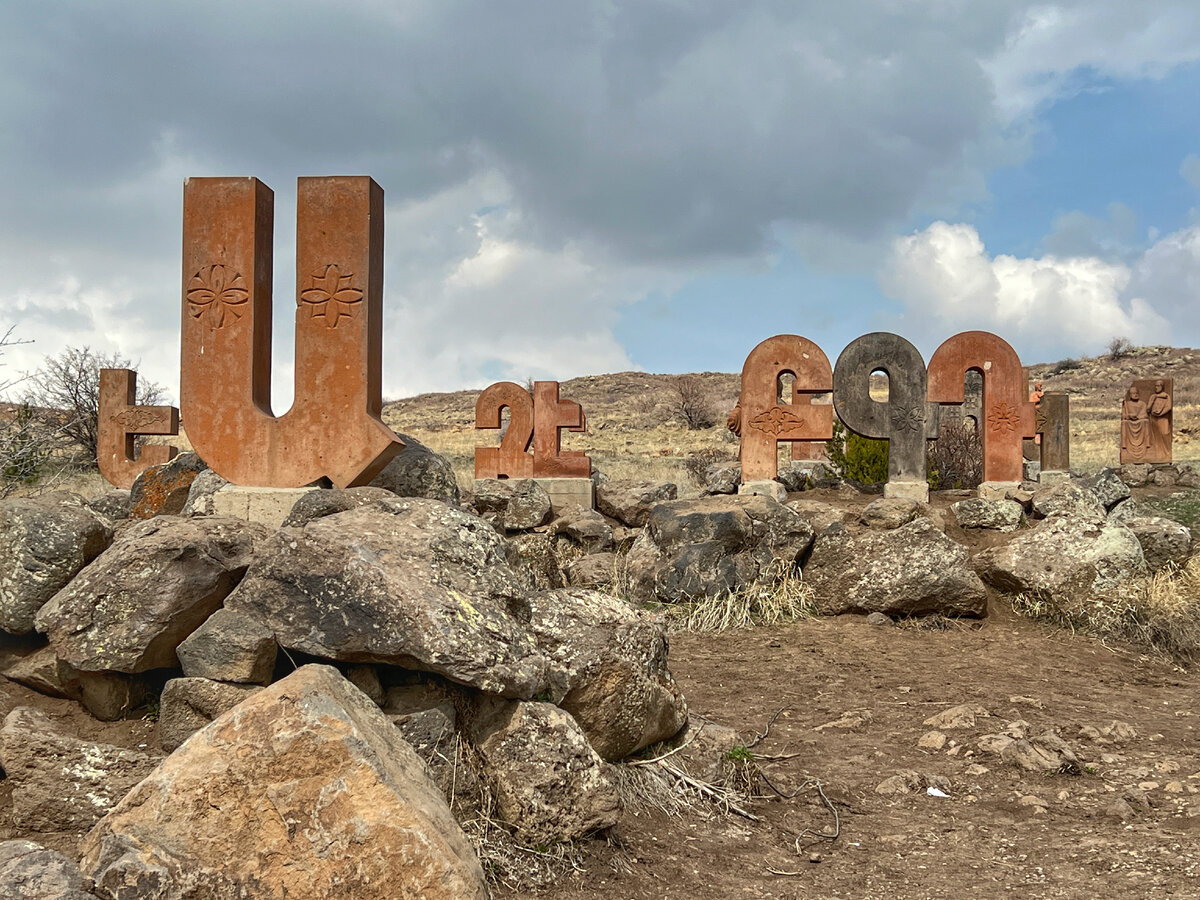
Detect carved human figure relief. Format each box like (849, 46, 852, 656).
(736, 335, 833, 482)
(1121, 378, 1172, 464)
(474, 381, 590, 478)
(97, 368, 179, 489)
(180, 177, 402, 488)
(926, 331, 1036, 484)
(833, 332, 938, 486)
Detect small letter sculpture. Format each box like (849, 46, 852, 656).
(475, 381, 590, 479)
(97, 368, 179, 489)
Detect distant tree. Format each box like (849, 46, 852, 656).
(668, 374, 718, 430)
(22, 346, 166, 466)
(1107, 336, 1135, 360)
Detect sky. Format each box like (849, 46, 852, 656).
(1, 1, 1199, 407)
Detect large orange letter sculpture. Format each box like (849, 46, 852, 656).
(180, 177, 402, 487)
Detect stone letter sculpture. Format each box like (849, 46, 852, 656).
(1037, 391, 1070, 472)
(737, 335, 833, 482)
(833, 332, 938, 494)
(97, 368, 179, 489)
(1121, 378, 1172, 464)
(475, 380, 590, 478)
(181, 177, 402, 487)
(926, 331, 1036, 484)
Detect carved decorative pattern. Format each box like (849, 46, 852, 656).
(749, 406, 806, 435)
(987, 402, 1019, 435)
(111, 408, 165, 431)
(300, 264, 363, 328)
(187, 265, 249, 329)
(889, 405, 925, 433)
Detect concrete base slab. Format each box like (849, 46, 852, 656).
(977, 481, 1021, 502)
(738, 480, 787, 502)
(884, 480, 930, 502)
(533, 477, 594, 514)
(211, 485, 319, 529)
(1038, 470, 1071, 485)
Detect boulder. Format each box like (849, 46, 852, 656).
(1108, 498, 1139, 524)
(281, 486, 398, 527)
(225, 498, 552, 698)
(1080, 468, 1131, 510)
(86, 490, 131, 522)
(624, 494, 814, 604)
(503, 532, 567, 591)
(564, 552, 618, 589)
(1124, 516, 1192, 571)
(130, 452, 207, 518)
(0, 493, 112, 635)
(804, 519, 987, 617)
(468, 699, 620, 844)
(974, 515, 1147, 599)
(777, 461, 839, 492)
(1, 645, 81, 699)
(179, 468, 229, 516)
(471, 478, 552, 531)
(527, 588, 687, 761)
(1152, 467, 1179, 487)
(596, 479, 678, 527)
(76, 672, 147, 722)
(79, 665, 488, 900)
(859, 498, 924, 529)
(1030, 482, 1105, 523)
(785, 498, 845, 534)
(951, 498, 1023, 532)
(550, 504, 614, 553)
(1118, 463, 1152, 487)
(159, 677, 263, 751)
(36, 516, 266, 674)
(175, 607, 278, 685)
(701, 463, 740, 496)
(368, 432, 461, 506)
(0, 707, 160, 833)
(0, 840, 97, 900)
(651, 713, 743, 783)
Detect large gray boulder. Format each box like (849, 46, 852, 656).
(1124, 516, 1192, 571)
(804, 519, 987, 617)
(471, 478, 552, 531)
(0, 493, 112, 635)
(0, 708, 160, 833)
(1030, 482, 1105, 523)
(179, 468, 228, 517)
(225, 498, 552, 698)
(974, 515, 1147, 599)
(596, 479, 678, 527)
(79, 665, 488, 900)
(527, 588, 687, 761)
(282, 486, 397, 527)
(624, 494, 814, 603)
(951, 497, 1023, 532)
(35, 516, 266, 674)
(1080, 468, 1131, 510)
(550, 504, 614, 553)
(701, 462, 740, 496)
(468, 699, 620, 844)
(368, 432, 461, 505)
(158, 677, 263, 751)
(0, 840, 97, 900)
(175, 607, 277, 684)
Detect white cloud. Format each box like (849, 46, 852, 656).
(1182, 154, 1200, 190)
(881, 221, 1174, 359)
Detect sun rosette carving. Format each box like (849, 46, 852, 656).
(749, 406, 806, 436)
(111, 408, 166, 431)
(187, 265, 249, 329)
(987, 402, 1019, 435)
(889, 405, 924, 433)
(300, 264, 364, 329)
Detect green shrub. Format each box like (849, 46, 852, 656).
(826, 421, 888, 484)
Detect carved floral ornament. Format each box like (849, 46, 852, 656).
(749, 406, 806, 435)
(987, 402, 1019, 434)
(300, 264, 363, 328)
(110, 408, 166, 430)
(889, 405, 925, 433)
(186, 265, 249, 329)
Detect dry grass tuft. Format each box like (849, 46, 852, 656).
(665, 561, 816, 633)
(1012, 557, 1200, 662)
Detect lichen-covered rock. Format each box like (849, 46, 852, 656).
(785, 498, 845, 534)
(951, 498, 1023, 532)
(1118, 463, 1152, 487)
(1080, 468, 1132, 510)
(468, 699, 620, 844)
(624, 494, 814, 603)
(0, 708, 160, 833)
(471, 478, 552, 531)
(1108, 498, 1139, 524)
(1124, 516, 1192, 571)
(175, 607, 277, 685)
(130, 452, 207, 518)
(550, 504, 614, 553)
(527, 588, 687, 761)
(225, 498, 552, 698)
(1, 645, 80, 699)
(804, 519, 987, 617)
(596, 479, 678, 527)
(859, 498, 924, 529)
(564, 552, 618, 589)
(0, 840, 98, 900)
(179, 468, 229, 517)
(1030, 482, 1105, 523)
(701, 462, 740, 496)
(974, 515, 1147, 599)
(368, 432, 461, 506)
(0, 493, 112, 635)
(36, 516, 265, 674)
(86, 490, 131, 523)
(504, 531, 567, 591)
(79, 665, 488, 900)
(281, 486, 396, 527)
(158, 677, 263, 751)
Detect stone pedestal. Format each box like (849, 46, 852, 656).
(738, 480, 787, 502)
(884, 480, 929, 503)
(1038, 470, 1071, 485)
(533, 478, 594, 515)
(977, 481, 1021, 502)
(211, 485, 319, 528)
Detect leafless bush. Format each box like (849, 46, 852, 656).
(1107, 336, 1135, 360)
(927, 419, 982, 490)
(667, 374, 718, 430)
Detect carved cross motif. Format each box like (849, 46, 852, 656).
(987, 402, 1019, 435)
(186, 265, 249, 329)
(889, 404, 925, 433)
(299, 264, 363, 328)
